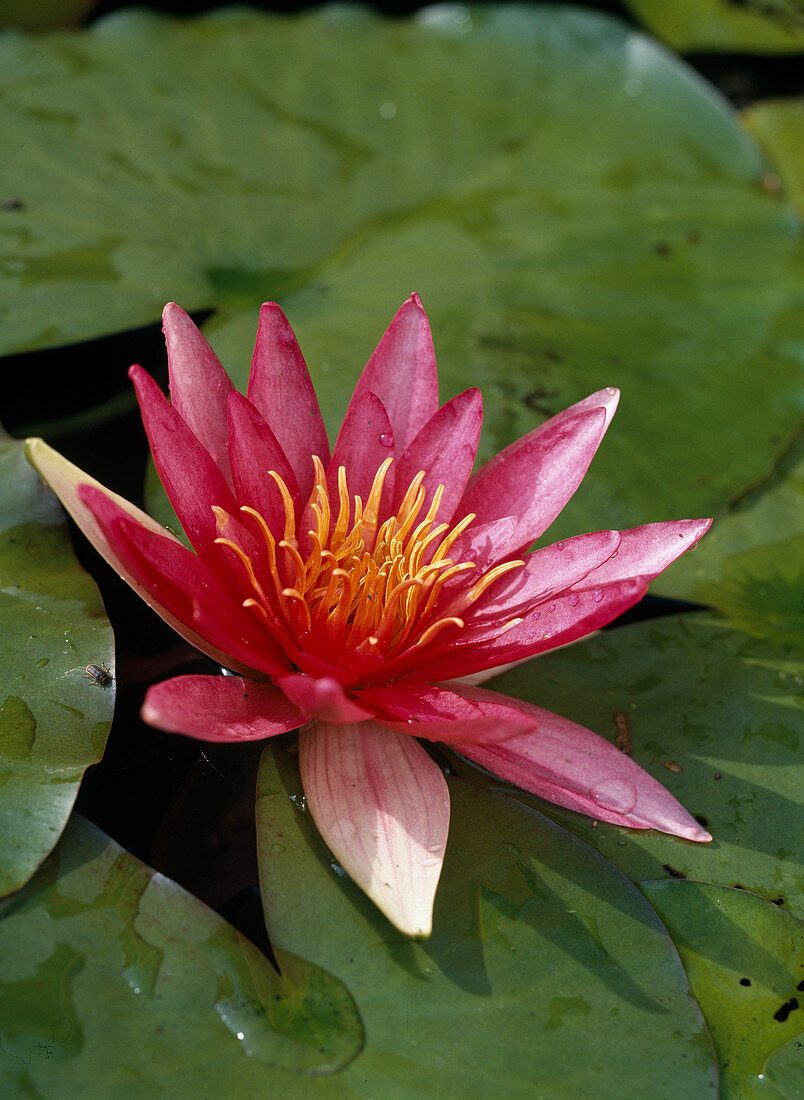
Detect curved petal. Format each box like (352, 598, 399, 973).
(456, 687, 710, 841)
(25, 439, 271, 677)
(458, 406, 607, 559)
(459, 529, 622, 623)
(163, 303, 234, 487)
(276, 674, 376, 723)
(227, 391, 301, 534)
(247, 302, 330, 499)
(142, 674, 304, 741)
(328, 390, 395, 508)
(393, 388, 483, 526)
(129, 364, 238, 555)
(79, 484, 289, 677)
(358, 682, 535, 744)
(299, 720, 450, 936)
(572, 518, 712, 588)
(348, 293, 439, 454)
(391, 577, 648, 683)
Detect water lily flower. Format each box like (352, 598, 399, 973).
(27, 295, 711, 936)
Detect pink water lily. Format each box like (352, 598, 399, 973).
(27, 295, 711, 936)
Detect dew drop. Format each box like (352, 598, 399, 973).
(592, 778, 637, 814)
(531, 611, 540, 622)
(378, 432, 394, 448)
(548, 603, 556, 613)
(237, 1031, 245, 1041)
(569, 594, 580, 607)
(330, 862, 348, 878)
(592, 588, 604, 603)
(420, 856, 441, 868)
(556, 541, 565, 550)
(427, 843, 442, 853)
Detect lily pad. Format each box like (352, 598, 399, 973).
(743, 98, 804, 216)
(642, 880, 804, 1098)
(658, 438, 804, 649)
(624, 0, 804, 53)
(0, 5, 801, 546)
(0, 432, 114, 896)
(482, 612, 804, 915)
(0, 815, 364, 1096)
(255, 747, 717, 1098)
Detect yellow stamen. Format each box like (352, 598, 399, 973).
(214, 457, 500, 665)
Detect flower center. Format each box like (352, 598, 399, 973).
(213, 456, 522, 669)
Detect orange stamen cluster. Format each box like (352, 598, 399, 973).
(213, 457, 523, 665)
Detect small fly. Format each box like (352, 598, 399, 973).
(85, 662, 112, 686)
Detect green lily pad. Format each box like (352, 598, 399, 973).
(659, 437, 804, 649)
(0, 432, 114, 896)
(0, 815, 364, 1095)
(624, 0, 804, 53)
(743, 98, 804, 216)
(642, 880, 804, 1099)
(255, 747, 717, 1098)
(481, 612, 804, 915)
(0, 5, 801, 546)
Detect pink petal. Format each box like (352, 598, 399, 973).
(277, 674, 376, 723)
(392, 388, 483, 526)
(446, 517, 518, 574)
(129, 364, 238, 556)
(327, 391, 395, 508)
(573, 518, 712, 588)
(394, 577, 648, 683)
(348, 294, 439, 454)
(163, 303, 234, 487)
(25, 439, 270, 677)
(357, 682, 535, 744)
(461, 529, 622, 622)
(246, 302, 330, 500)
(299, 720, 450, 935)
(142, 674, 304, 741)
(459, 406, 608, 559)
(79, 484, 288, 677)
(456, 687, 710, 841)
(547, 386, 620, 434)
(227, 392, 301, 534)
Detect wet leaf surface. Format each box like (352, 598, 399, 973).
(0, 815, 364, 1095)
(0, 434, 114, 896)
(642, 880, 804, 1099)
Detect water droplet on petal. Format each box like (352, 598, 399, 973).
(569, 593, 580, 607)
(378, 432, 394, 448)
(605, 386, 618, 396)
(548, 603, 556, 613)
(427, 843, 442, 853)
(592, 588, 604, 603)
(420, 856, 441, 868)
(556, 541, 565, 550)
(592, 778, 637, 814)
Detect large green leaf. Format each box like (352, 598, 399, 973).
(481, 613, 804, 915)
(0, 815, 363, 1096)
(658, 438, 804, 649)
(0, 433, 113, 896)
(255, 747, 717, 1098)
(744, 98, 804, 216)
(642, 881, 804, 1099)
(625, 0, 804, 53)
(1, 5, 802, 546)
